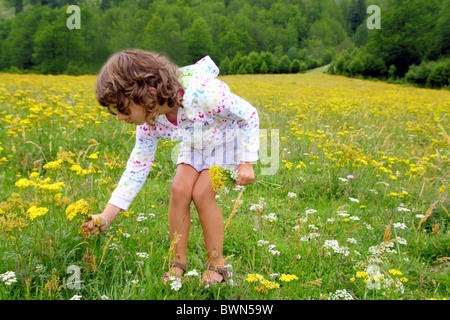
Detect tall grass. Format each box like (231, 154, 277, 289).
(0, 72, 448, 300)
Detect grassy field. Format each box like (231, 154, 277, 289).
(0, 71, 448, 300)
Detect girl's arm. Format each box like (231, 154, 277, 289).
(83, 125, 160, 235)
(108, 124, 160, 211)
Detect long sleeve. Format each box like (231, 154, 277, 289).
(108, 124, 160, 210)
(198, 78, 260, 162)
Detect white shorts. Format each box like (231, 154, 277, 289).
(176, 137, 240, 172)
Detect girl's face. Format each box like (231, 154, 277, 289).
(116, 102, 147, 125)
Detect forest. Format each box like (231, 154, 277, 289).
(0, 0, 449, 88)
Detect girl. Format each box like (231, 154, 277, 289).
(82, 49, 259, 283)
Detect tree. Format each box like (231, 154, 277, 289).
(277, 55, 291, 73)
(260, 51, 275, 73)
(348, 0, 366, 33)
(184, 17, 214, 64)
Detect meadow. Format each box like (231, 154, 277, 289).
(0, 71, 448, 300)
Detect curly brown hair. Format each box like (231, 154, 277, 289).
(95, 49, 183, 125)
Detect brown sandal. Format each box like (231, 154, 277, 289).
(169, 261, 187, 276)
(206, 265, 229, 283)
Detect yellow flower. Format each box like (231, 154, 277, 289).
(388, 269, 403, 276)
(356, 271, 369, 278)
(27, 206, 48, 220)
(65, 199, 91, 221)
(400, 277, 408, 282)
(246, 273, 264, 283)
(208, 165, 238, 194)
(15, 178, 35, 188)
(279, 274, 299, 282)
(43, 159, 63, 170)
(88, 152, 99, 160)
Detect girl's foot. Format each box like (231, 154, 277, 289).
(203, 265, 229, 284)
(164, 261, 187, 284)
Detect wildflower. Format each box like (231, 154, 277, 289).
(262, 213, 277, 222)
(349, 197, 359, 203)
(400, 277, 408, 282)
(65, 199, 91, 221)
(101, 295, 110, 300)
(393, 222, 407, 230)
(356, 271, 369, 279)
(329, 289, 353, 300)
(0, 271, 17, 285)
(347, 175, 354, 179)
(15, 178, 35, 188)
(170, 280, 182, 291)
(70, 295, 83, 300)
(279, 274, 298, 282)
(246, 274, 264, 283)
(287, 192, 297, 198)
(388, 269, 403, 276)
(43, 159, 63, 170)
(185, 270, 199, 277)
(208, 165, 238, 194)
(88, 152, 99, 160)
(27, 206, 48, 220)
(136, 252, 149, 259)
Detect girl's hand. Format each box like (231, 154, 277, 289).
(80, 204, 121, 236)
(234, 162, 255, 186)
(81, 214, 110, 236)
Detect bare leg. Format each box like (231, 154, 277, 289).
(192, 169, 226, 282)
(168, 163, 199, 275)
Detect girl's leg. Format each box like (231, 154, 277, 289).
(192, 169, 225, 282)
(168, 163, 199, 275)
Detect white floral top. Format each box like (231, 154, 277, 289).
(108, 56, 260, 210)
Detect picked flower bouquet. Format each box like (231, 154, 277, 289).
(208, 165, 239, 194)
(65, 199, 103, 231)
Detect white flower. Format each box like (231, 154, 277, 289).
(393, 223, 407, 230)
(363, 222, 374, 230)
(101, 295, 110, 300)
(269, 273, 279, 278)
(287, 192, 297, 198)
(347, 238, 357, 244)
(170, 280, 182, 291)
(122, 232, 131, 238)
(136, 252, 149, 259)
(415, 214, 425, 219)
(337, 210, 349, 217)
(185, 269, 199, 277)
(70, 295, 83, 300)
(305, 208, 317, 215)
(262, 213, 277, 221)
(329, 289, 353, 300)
(349, 197, 359, 203)
(323, 240, 349, 256)
(136, 214, 147, 222)
(308, 224, 319, 230)
(349, 216, 360, 221)
(249, 204, 263, 211)
(397, 204, 411, 212)
(257, 240, 269, 246)
(0, 271, 17, 285)
(338, 177, 348, 183)
(269, 249, 280, 256)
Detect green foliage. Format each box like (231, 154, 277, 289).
(0, 0, 447, 87)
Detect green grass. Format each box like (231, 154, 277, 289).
(0, 72, 448, 300)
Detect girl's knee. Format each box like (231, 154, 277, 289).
(192, 183, 215, 208)
(171, 181, 193, 201)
